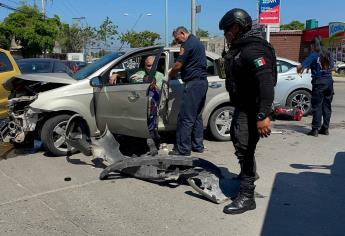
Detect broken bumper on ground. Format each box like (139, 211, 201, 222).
(65, 114, 229, 204)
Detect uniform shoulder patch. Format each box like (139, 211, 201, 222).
(254, 57, 266, 68)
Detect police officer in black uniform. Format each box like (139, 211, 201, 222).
(219, 9, 276, 214)
(168, 26, 208, 156)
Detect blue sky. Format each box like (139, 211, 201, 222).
(0, 0, 344, 44)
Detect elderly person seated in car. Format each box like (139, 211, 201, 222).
(109, 56, 164, 88)
(109, 56, 165, 155)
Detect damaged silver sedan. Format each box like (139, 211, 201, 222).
(1, 46, 231, 156)
(0, 73, 76, 146)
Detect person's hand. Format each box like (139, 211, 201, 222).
(149, 81, 158, 90)
(148, 77, 157, 89)
(109, 74, 117, 85)
(257, 117, 271, 138)
(296, 64, 304, 75)
(130, 74, 141, 82)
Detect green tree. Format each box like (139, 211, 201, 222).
(57, 23, 97, 53)
(0, 25, 11, 49)
(196, 28, 209, 38)
(1, 5, 61, 57)
(280, 20, 305, 30)
(97, 17, 118, 49)
(119, 31, 161, 48)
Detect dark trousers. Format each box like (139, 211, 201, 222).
(175, 79, 208, 155)
(230, 108, 260, 196)
(311, 79, 334, 130)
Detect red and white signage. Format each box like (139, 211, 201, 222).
(259, 0, 281, 25)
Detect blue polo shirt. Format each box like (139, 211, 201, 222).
(302, 52, 333, 81)
(176, 34, 207, 82)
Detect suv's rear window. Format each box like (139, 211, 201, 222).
(0, 52, 14, 72)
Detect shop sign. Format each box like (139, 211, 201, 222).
(259, 0, 280, 25)
(329, 22, 345, 37)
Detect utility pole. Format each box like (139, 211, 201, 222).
(165, 0, 168, 47)
(41, 0, 46, 17)
(191, 0, 196, 35)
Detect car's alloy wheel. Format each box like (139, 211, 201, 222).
(41, 114, 77, 156)
(286, 90, 312, 116)
(338, 68, 345, 75)
(209, 106, 233, 141)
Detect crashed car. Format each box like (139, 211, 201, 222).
(1, 47, 231, 155)
(0, 73, 76, 144)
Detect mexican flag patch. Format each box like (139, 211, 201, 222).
(254, 57, 266, 68)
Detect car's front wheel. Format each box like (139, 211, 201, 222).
(286, 90, 312, 116)
(338, 68, 345, 75)
(40, 114, 77, 156)
(209, 106, 234, 141)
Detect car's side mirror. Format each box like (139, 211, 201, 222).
(90, 76, 103, 88)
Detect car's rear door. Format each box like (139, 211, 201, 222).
(274, 59, 300, 105)
(93, 46, 163, 138)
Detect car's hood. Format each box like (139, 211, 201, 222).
(3, 73, 76, 91)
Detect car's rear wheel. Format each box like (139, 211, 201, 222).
(41, 114, 77, 156)
(286, 90, 311, 116)
(209, 106, 233, 141)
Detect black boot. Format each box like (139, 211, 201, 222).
(224, 178, 256, 214)
(223, 193, 256, 214)
(307, 129, 318, 137)
(319, 126, 329, 135)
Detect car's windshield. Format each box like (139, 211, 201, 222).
(73, 52, 124, 80)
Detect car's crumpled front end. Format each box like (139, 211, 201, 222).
(0, 73, 75, 144)
(0, 96, 39, 143)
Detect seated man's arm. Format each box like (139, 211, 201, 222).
(154, 71, 165, 89)
(129, 70, 145, 82)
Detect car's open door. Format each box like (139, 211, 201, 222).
(92, 46, 164, 138)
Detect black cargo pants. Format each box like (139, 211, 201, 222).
(311, 79, 334, 130)
(230, 108, 260, 196)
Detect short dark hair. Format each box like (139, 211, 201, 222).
(173, 26, 189, 35)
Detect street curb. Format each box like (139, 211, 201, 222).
(333, 76, 345, 83)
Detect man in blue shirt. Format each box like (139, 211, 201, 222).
(168, 26, 208, 156)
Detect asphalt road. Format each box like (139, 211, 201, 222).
(1, 79, 345, 236)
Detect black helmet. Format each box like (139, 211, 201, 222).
(219, 8, 252, 32)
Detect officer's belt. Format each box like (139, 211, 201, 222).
(183, 77, 207, 83)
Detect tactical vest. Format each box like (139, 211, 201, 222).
(223, 37, 277, 106)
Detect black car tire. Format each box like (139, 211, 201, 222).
(209, 106, 234, 141)
(41, 114, 76, 156)
(338, 68, 345, 75)
(286, 90, 312, 116)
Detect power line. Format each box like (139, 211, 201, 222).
(0, 2, 24, 12)
(0, 2, 52, 18)
(65, 0, 81, 17)
(60, 0, 77, 19)
(4, 0, 19, 5)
